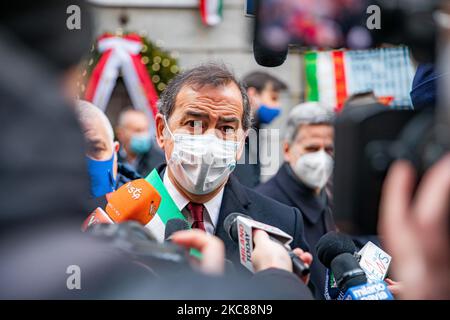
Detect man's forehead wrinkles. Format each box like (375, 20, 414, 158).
(195, 95, 231, 104)
(180, 99, 238, 110)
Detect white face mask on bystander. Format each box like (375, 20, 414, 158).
(293, 150, 334, 190)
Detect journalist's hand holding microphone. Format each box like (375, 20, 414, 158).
(252, 229, 312, 284)
(171, 228, 312, 284)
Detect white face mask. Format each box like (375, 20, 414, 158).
(293, 150, 334, 190)
(164, 118, 239, 195)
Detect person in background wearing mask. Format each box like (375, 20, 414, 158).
(153, 63, 311, 277)
(75, 100, 141, 199)
(116, 109, 165, 177)
(256, 102, 334, 298)
(233, 71, 288, 188)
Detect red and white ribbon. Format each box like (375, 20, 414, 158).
(85, 34, 159, 124)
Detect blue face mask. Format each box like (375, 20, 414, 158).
(130, 134, 152, 155)
(86, 153, 117, 198)
(257, 105, 281, 124)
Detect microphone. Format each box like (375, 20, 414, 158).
(316, 232, 393, 300)
(164, 218, 190, 241)
(81, 207, 113, 231)
(253, 37, 288, 67)
(330, 253, 367, 293)
(106, 179, 161, 225)
(332, 253, 393, 300)
(82, 179, 162, 231)
(316, 232, 365, 296)
(316, 231, 357, 269)
(224, 212, 310, 277)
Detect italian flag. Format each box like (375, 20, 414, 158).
(305, 51, 348, 112)
(304, 48, 414, 111)
(200, 0, 223, 26)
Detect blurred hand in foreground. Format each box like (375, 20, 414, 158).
(379, 154, 450, 299)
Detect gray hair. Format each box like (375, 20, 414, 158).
(74, 99, 114, 144)
(284, 102, 334, 144)
(157, 62, 252, 131)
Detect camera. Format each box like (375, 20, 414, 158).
(333, 105, 448, 235)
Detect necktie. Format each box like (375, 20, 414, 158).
(187, 202, 206, 231)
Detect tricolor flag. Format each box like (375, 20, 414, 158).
(304, 47, 415, 111)
(143, 169, 187, 242)
(200, 0, 223, 26)
(143, 169, 202, 258)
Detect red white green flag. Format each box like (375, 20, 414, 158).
(200, 0, 223, 26)
(304, 47, 415, 112)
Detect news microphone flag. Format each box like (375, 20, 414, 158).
(105, 178, 161, 225)
(143, 169, 187, 242)
(343, 281, 394, 300)
(357, 241, 392, 283)
(232, 215, 294, 273)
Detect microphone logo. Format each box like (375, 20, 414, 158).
(125, 182, 143, 200)
(87, 215, 96, 228)
(149, 202, 158, 219)
(239, 223, 251, 264)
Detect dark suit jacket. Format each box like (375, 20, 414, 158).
(232, 116, 261, 188)
(156, 164, 310, 273)
(255, 163, 335, 299)
(232, 139, 260, 188)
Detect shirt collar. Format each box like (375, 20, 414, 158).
(162, 169, 224, 228)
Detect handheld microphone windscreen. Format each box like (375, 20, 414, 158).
(223, 212, 252, 242)
(253, 38, 288, 67)
(316, 231, 357, 268)
(330, 252, 367, 292)
(164, 218, 190, 241)
(105, 179, 161, 225)
(81, 207, 113, 231)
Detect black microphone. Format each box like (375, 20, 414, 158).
(224, 212, 310, 277)
(316, 231, 357, 269)
(253, 39, 288, 67)
(164, 218, 190, 241)
(316, 232, 366, 292)
(330, 253, 367, 292)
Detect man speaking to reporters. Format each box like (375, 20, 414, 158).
(153, 63, 311, 274)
